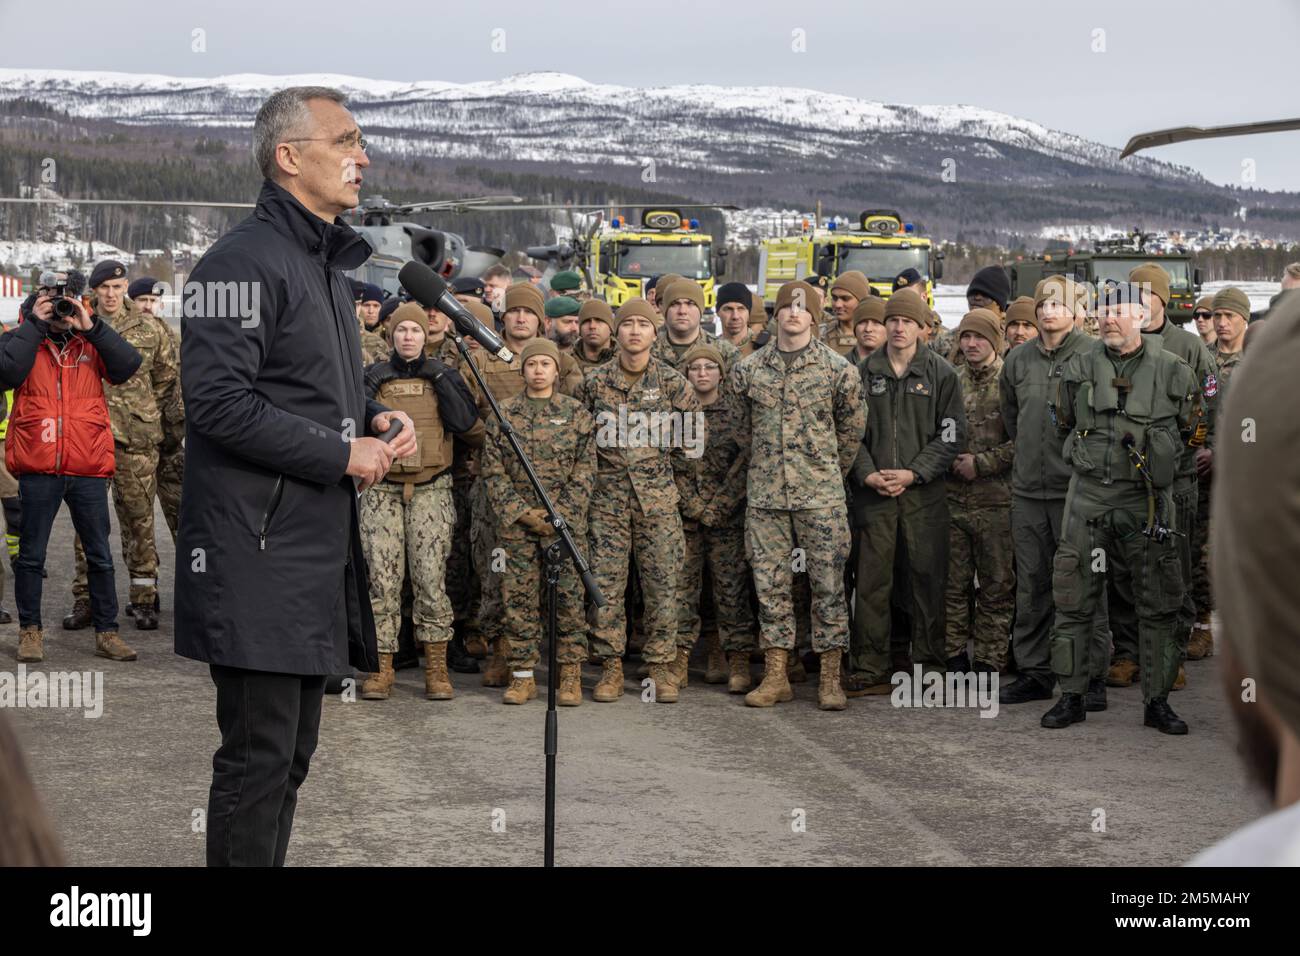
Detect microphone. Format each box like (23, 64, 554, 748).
(398, 261, 513, 362)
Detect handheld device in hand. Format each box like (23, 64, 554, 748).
(377, 419, 404, 443)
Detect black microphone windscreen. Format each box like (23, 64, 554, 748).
(398, 261, 448, 308)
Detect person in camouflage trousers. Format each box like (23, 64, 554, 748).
(674, 342, 756, 693)
(65, 267, 181, 635)
(579, 298, 701, 704)
(943, 310, 1015, 672)
(481, 338, 595, 706)
(732, 280, 866, 711)
(358, 304, 478, 701)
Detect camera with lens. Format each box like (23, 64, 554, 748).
(38, 269, 87, 319)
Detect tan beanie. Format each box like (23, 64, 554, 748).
(1212, 286, 1251, 321)
(465, 298, 494, 328)
(829, 270, 870, 303)
(661, 279, 705, 314)
(1194, 294, 1216, 314)
(1128, 262, 1171, 306)
(578, 298, 614, 329)
(1005, 295, 1038, 330)
(614, 298, 660, 332)
(520, 337, 561, 367)
(681, 342, 724, 369)
(749, 292, 768, 328)
(1034, 275, 1089, 316)
(884, 287, 928, 326)
(504, 283, 545, 319)
(774, 280, 823, 317)
(386, 301, 429, 341)
(957, 308, 1004, 353)
(851, 296, 886, 327)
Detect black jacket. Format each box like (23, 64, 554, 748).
(0, 313, 142, 390)
(174, 179, 386, 675)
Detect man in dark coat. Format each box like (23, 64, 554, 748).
(175, 86, 416, 867)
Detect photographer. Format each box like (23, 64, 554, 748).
(0, 273, 142, 664)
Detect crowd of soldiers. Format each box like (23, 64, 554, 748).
(346, 256, 1263, 735)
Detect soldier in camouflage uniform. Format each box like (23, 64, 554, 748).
(481, 338, 595, 706)
(652, 279, 739, 375)
(715, 281, 770, 359)
(358, 304, 478, 701)
(673, 342, 756, 693)
(356, 283, 389, 366)
(819, 271, 870, 357)
(1004, 296, 1039, 351)
(732, 280, 865, 710)
(65, 265, 181, 633)
(943, 310, 1015, 672)
(571, 298, 617, 371)
(579, 298, 701, 703)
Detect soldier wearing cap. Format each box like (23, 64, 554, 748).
(1041, 281, 1203, 734)
(549, 269, 590, 303)
(652, 278, 739, 376)
(63, 260, 181, 633)
(943, 309, 1015, 673)
(849, 297, 887, 363)
(1004, 296, 1039, 351)
(846, 287, 964, 695)
(648, 273, 684, 314)
(572, 298, 616, 370)
(578, 298, 702, 703)
(733, 280, 864, 710)
(1105, 263, 1217, 692)
(544, 295, 582, 350)
(820, 271, 870, 357)
(716, 281, 770, 359)
(480, 337, 595, 706)
(1192, 295, 1217, 349)
(356, 282, 385, 332)
(673, 341, 757, 692)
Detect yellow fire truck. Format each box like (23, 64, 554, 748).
(758, 209, 943, 308)
(583, 209, 719, 310)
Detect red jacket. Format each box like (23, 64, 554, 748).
(0, 315, 142, 478)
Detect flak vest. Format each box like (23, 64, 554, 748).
(374, 371, 453, 497)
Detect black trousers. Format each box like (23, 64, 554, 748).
(207, 665, 326, 867)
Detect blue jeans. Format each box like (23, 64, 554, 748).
(15, 474, 119, 632)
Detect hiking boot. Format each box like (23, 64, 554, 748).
(592, 658, 625, 702)
(745, 648, 794, 707)
(558, 663, 582, 706)
(16, 625, 43, 663)
(648, 663, 679, 703)
(465, 633, 489, 658)
(1106, 659, 1140, 688)
(1084, 678, 1108, 712)
(1173, 664, 1186, 691)
(447, 635, 480, 674)
(843, 673, 894, 698)
(480, 637, 509, 687)
(1186, 626, 1214, 661)
(94, 630, 137, 662)
(134, 605, 159, 631)
(817, 649, 847, 711)
(423, 641, 454, 700)
(704, 635, 728, 684)
(503, 672, 537, 705)
(728, 650, 753, 694)
(1144, 697, 1189, 735)
(668, 647, 690, 689)
(787, 649, 807, 683)
(62, 598, 91, 631)
(360, 652, 395, 700)
(1040, 692, 1086, 729)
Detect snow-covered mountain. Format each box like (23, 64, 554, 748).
(0, 67, 1200, 184)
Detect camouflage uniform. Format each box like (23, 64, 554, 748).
(818, 319, 858, 358)
(651, 326, 740, 377)
(675, 393, 755, 654)
(154, 315, 184, 539)
(943, 356, 1015, 668)
(571, 341, 616, 372)
(361, 324, 389, 367)
(481, 392, 595, 668)
(728, 328, 771, 360)
(579, 356, 700, 664)
(1191, 346, 1242, 622)
(73, 299, 181, 610)
(731, 339, 865, 652)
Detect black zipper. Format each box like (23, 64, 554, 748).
(258, 475, 285, 551)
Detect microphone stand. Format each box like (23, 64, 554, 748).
(447, 327, 605, 868)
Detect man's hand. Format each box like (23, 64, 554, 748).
(1195, 447, 1213, 477)
(346, 437, 397, 492)
(64, 298, 93, 331)
(865, 471, 897, 496)
(518, 507, 552, 536)
(952, 454, 978, 482)
(370, 410, 417, 459)
(31, 295, 92, 332)
(878, 469, 916, 497)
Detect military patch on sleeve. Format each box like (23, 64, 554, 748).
(1203, 373, 1218, 398)
(869, 375, 887, 396)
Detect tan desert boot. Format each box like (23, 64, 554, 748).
(424, 642, 454, 700)
(95, 630, 137, 662)
(557, 663, 583, 706)
(817, 649, 847, 711)
(592, 657, 625, 702)
(745, 647, 793, 707)
(503, 672, 537, 705)
(727, 651, 752, 694)
(360, 652, 395, 700)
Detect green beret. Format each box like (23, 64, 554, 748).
(549, 270, 583, 293)
(544, 295, 580, 318)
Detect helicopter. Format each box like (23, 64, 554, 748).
(1120, 117, 1300, 157)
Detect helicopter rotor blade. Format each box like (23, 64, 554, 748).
(1119, 118, 1300, 158)
(0, 197, 255, 208)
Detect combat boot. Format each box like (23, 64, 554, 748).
(465, 633, 489, 658)
(95, 630, 137, 662)
(745, 648, 794, 707)
(134, 604, 159, 631)
(669, 647, 690, 689)
(817, 649, 847, 711)
(0, 606, 12, 624)
(787, 649, 807, 683)
(999, 675, 1054, 704)
(423, 642, 454, 700)
(16, 625, 43, 663)
(557, 663, 582, 706)
(1040, 693, 1085, 729)
(503, 672, 537, 705)
(480, 637, 509, 687)
(1186, 625, 1214, 661)
(447, 634, 480, 674)
(648, 663, 679, 703)
(1084, 678, 1107, 712)
(704, 634, 728, 684)
(1144, 697, 1189, 735)
(727, 651, 753, 694)
(592, 658, 625, 702)
(62, 598, 91, 631)
(360, 653, 395, 700)
(1106, 659, 1140, 687)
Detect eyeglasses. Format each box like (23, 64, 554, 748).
(1193, 311, 1212, 320)
(285, 132, 369, 153)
